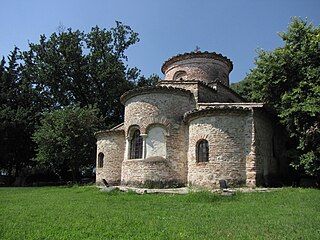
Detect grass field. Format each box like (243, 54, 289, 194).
(0, 186, 319, 240)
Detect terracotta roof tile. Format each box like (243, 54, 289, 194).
(183, 105, 251, 122)
(120, 85, 193, 104)
(161, 51, 233, 73)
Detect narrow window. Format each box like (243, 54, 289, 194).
(98, 152, 104, 168)
(130, 129, 143, 159)
(197, 140, 209, 162)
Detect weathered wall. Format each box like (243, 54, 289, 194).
(95, 51, 286, 189)
(212, 82, 244, 103)
(197, 83, 220, 103)
(96, 131, 125, 186)
(163, 57, 230, 86)
(253, 110, 277, 186)
(146, 126, 166, 158)
(158, 81, 201, 102)
(158, 80, 243, 104)
(121, 157, 176, 186)
(164, 123, 189, 184)
(123, 91, 195, 132)
(187, 111, 251, 187)
(121, 90, 195, 186)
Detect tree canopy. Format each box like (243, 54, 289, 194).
(0, 22, 158, 182)
(231, 17, 320, 181)
(22, 21, 142, 127)
(32, 106, 102, 182)
(0, 48, 41, 177)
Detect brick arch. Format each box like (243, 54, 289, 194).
(145, 123, 167, 135)
(125, 117, 141, 127)
(188, 126, 216, 163)
(188, 132, 214, 146)
(173, 70, 187, 80)
(126, 124, 141, 138)
(141, 116, 172, 135)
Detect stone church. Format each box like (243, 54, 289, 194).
(95, 51, 287, 188)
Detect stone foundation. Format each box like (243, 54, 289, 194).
(121, 157, 183, 187)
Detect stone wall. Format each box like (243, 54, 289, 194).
(244, 111, 256, 187)
(157, 81, 201, 102)
(253, 110, 276, 186)
(187, 110, 251, 187)
(212, 82, 244, 103)
(123, 90, 195, 132)
(197, 83, 220, 103)
(146, 126, 166, 158)
(95, 51, 286, 189)
(158, 80, 222, 103)
(121, 89, 195, 186)
(158, 80, 244, 104)
(121, 157, 177, 186)
(121, 125, 188, 186)
(164, 123, 189, 184)
(96, 130, 125, 185)
(162, 56, 231, 86)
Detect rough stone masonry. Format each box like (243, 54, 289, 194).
(95, 51, 289, 188)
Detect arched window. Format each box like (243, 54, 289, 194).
(173, 71, 187, 80)
(130, 129, 143, 159)
(98, 152, 104, 168)
(196, 140, 209, 162)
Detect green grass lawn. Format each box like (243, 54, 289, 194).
(0, 186, 319, 240)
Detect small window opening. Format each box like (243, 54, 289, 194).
(130, 129, 143, 159)
(98, 152, 104, 168)
(196, 139, 209, 162)
(173, 71, 187, 80)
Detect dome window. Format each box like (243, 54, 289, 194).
(173, 71, 187, 80)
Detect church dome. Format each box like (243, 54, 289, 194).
(161, 51, 233, 87)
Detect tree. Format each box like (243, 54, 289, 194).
(32, 106, 102, 182)
(1, 22, 158, 181)
(22, 21, 141, 127)
(136, 74, 161, 87)
(0, 48, 41, 177)
(232, 17, 320, 182)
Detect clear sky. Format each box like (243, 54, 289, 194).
(1, 0, 319, 83)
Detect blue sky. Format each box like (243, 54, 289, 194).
(1, 0, 319, 83)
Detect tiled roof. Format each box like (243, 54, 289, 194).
(157, 79, 218, 91)
(110, 122, 124, 131)
(183, 105, 251, 122)
(120, 85, 193, 104)
(161, 51, 233, 73)
(94, 123, 124, 138)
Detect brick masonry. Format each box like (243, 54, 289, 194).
(121, 90, 194, 185)
(162, 52, 232, 87)
(187, 111, 250, 187)
(96, 130, 125, 186)
(95, 51, 287, 188)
